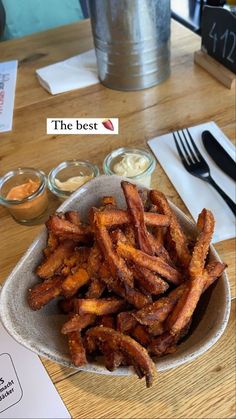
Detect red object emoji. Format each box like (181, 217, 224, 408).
(102, 119, 114, 131)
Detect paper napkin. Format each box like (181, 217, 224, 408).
(148, 121, 236, 243)
(0, 287, 70, 419)
(36, 49, 99, 95)
(0, 61, 18, 133)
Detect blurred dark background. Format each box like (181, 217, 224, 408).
(171, 0, 232, 35)
(0, 0, 5, 38)
(0, 0, 234, 41)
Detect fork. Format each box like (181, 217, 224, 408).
(173, 129, 236, 216)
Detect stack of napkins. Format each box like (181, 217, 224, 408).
(148, 121, 235, 243)
(36, 49, 99, 95)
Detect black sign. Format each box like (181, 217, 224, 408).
(201, 6, 236, 74)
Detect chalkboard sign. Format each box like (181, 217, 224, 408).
(201, 6, 236, 74)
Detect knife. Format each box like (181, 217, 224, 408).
(202, 130, 236, 181)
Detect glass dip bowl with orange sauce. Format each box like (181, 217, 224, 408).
(0, 168, 48, 223)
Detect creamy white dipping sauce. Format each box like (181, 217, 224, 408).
(113, 153, 151, 187)
(54, 175, 92, 192)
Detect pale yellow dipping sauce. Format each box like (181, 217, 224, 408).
(54, 175, 92, 192)
(113, 153, 151, 187)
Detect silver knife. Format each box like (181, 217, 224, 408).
(202, 131, 236, 181)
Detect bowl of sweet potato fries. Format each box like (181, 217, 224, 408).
(0, 176, 230, 387)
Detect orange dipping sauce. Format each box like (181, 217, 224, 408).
(6, 179, 48, 221)
(7, 179, 40, 200)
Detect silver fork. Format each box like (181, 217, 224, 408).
(173, 129, 236, 216)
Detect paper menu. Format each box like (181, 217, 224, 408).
(0, 61, 17, 133)
(0, 321, 70, 418)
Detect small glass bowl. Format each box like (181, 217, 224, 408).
(0, 168, 48, 223)
(48, 160, 100, 200)
(103, 147, 156, 188)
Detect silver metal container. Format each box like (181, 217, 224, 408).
(88, 0, 171, 91)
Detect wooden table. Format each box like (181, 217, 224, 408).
(0, 19, 235, 419)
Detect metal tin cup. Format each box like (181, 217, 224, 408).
(88, 0, 171, 91)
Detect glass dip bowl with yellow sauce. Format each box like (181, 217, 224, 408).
(103, 147, 156, 188)
(48, 160, 99, 200)
(0, 168, 48, 223)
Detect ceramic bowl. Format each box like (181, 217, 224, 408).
(0, 175, 231, 375)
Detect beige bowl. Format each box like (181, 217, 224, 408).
(0, 175, 231, 375)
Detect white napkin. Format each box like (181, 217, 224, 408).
(36, 49, 99, 95)
(148, 121, 236, 243)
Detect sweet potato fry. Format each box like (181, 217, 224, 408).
(134, 284, 186, 326)
(131, 325, 150, 347)
(112, 228, 169, 295)
(61, 268, 90, 298)
(87, 243, 102, 277)
(166, 209, 215, 335)
(92, 209, 134, 288)
(65, 211, 81, 226)
(101, 196, 117, 207)
(28, 276, 63, 310)
(43, 232, 59, 258)
(123, 225, 136, 246)
(117, 311, 137, 333)
(147, 322, 165, 337)
(61, 247, 90, 276)
(149, 318, 193, 355)
(153, 227, 166, 247)
(121, 181, 154, 255)
(36, 240, 75, 279)
(90, 208, 170, 229)
(46, 214, 92, 242)
(117, 241, 182, 285)
(138, 188, 149, 209)
(148, 331, 177, 356)
(58, 297, 75, 314)
(132, 265, 169, 295)
(204, 261, 227, 287)
(150, 190, 191, 268)
(99, 265, 152, 309)
(102, 347, 124, 371)
(135, 260, 225, 328)
(147, 233, 173, 265)
(61, 313, 96, 334)
(86, 278, 106, 298)
(188, 209, 215, 280)
(111, 229, 169, 295)
(123, 285, 152, 309)
(85, 327, 156, 387)
(67, 331, 87, 366)
(76, 298, 125, 316)
(98, 315, 116, 329)
(61, 251, 81, 276)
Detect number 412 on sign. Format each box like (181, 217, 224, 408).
(201, 6, 236, 74)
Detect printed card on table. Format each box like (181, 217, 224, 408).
(0, 61, 18, 133)
(0, 320, 70, 418)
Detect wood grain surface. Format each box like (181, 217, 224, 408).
(0, 19, 235, 419)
